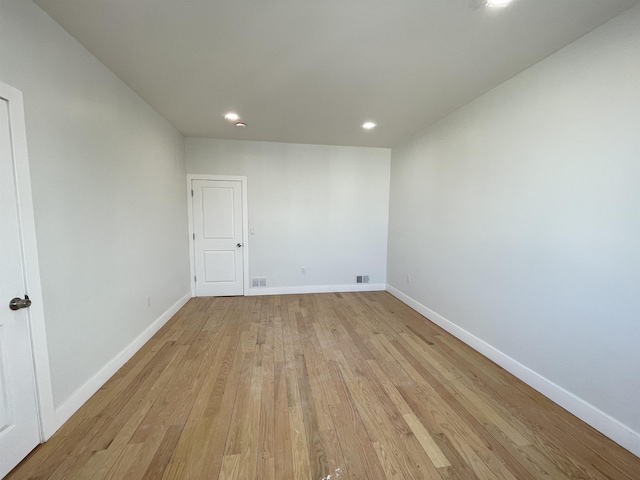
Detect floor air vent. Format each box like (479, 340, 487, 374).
(356, 275, 370, 284)
(251, 277, 267, 287)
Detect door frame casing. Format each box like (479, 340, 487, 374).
(0, 80, 56, 441)
(186, 174, 249, 297)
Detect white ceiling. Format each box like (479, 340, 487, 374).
(34, 0, 639, 148)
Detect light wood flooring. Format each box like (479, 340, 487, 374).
(8, 292, 640, 479)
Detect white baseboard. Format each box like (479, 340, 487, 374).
(248, 283, 386, 296)
(385, 284, 640, 458)
(53, 292, 191, 430)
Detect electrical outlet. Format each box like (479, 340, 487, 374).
(407, 274, 411, 283)
(301, 267, 306, 274)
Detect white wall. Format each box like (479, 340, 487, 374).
(187, 139, 390, 293)
(388, 5, 640, 454)
(0, 0, 190, 422)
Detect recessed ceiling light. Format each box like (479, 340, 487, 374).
(235, 121, 246, 127)
(362, 122, 376, 130)
(485, 0, 514, 7)
(224, 112, 239, 121)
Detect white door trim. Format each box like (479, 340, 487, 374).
(187, 174, 249, 297)
(0, 81, 56, 440)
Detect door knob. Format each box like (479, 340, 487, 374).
(9, 295, 31, 311)
(237, 243, 242, 247)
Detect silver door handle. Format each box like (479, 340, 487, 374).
(9, 295, 31, 311)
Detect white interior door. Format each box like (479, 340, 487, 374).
(0, 94, 41, 477)
(192, 179, 245, 296)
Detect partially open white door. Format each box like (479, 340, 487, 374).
(0, 89, 41, 478)
(191, 179, 245, 296)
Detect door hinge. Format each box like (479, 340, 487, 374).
(194, 275, 196, 282)
(193, 233, 195, 240)
(191, 189, 194, 197)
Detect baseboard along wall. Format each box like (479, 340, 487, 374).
(51, 283, 639, 458)
(248, 283, 386, 296)
(385, 284, 640, 458)
(52, 292, 191, 433)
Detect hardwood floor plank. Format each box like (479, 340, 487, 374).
(235, 363, 262, 480)
(403, 412, 451, 468)
(372, 441, 408, 480)
(445, 377, 532, 448)
(141, 424, 184, 480)
(223, 352, 257, 455)
(256, 315, 275, 480)
(294, 354, 330, 479)
(102, 443, 145, 480)
(273, 361, 294, 478)
(288, 405, 312, 480)
(334, 352, 435, 480)
(159, 334, 232, 478)
(188, 335, 245, 478)
(218, 454, 240, 480)
(8, 293, 640, 480)
(327, 358, 387, 479)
